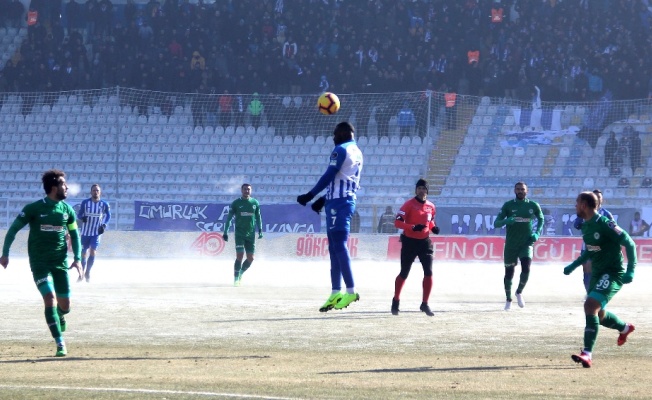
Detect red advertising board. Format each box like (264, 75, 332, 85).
(387, 236, 652, 263)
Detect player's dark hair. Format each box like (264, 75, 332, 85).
(42, 169, 65, 194)
(515, 181, 527, 188)
(241, 183, 251, 189)
(579, 191, 598, 209)
(91, 184, 101, 191)
(334, 121, 355, 139)
(592, 189, 602, 196)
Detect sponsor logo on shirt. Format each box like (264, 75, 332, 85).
(239, 212, 254, 217)
(587, 244, 602, 252)
(40, 225, 65, 232)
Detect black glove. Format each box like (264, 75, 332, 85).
(431, 226, 440, 234)
(82, 216, 88, 223)
(98, 224, 106, 234)
(412, 224, 426, 231)
(311, 196, 326, 214)
(223, 233, 228, 242)
(297, 192, 315, 206)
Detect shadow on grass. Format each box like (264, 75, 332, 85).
(322, 364, 577, 374)
(0, 355, 271, 364)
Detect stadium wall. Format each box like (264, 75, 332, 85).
(2, 230, 650, 264)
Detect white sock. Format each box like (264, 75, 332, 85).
(346, 288, 355, 294)
(582, 350, 592, 358)
(621, 324, 630, 334)
(331, 290, 341, 295)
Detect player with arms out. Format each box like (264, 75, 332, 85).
(564, 191, 636, 368)
(0, 169, 82, 357)
(77, 184, 111, 283)
(392, 179, 440, 316)
(573, 189, 613, 294)
(297, 121, 363, 312)
(494, 182, 544, 311)
(223, 183, 263, 286)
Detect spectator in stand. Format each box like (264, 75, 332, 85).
(247, 93, 264, 129)
(397, 102, 416, 138)
(630, 212, 650, 237)
(218, 90, 233, 127)
(604, 132, 619, 170)
(629, 131, 642, 173)
(377, 206, 398, 234)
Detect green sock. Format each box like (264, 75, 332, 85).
(44, 306, 62, 341)
(600, 311, 626, 331)
(503, 277, 512, 301)
(241, 260, 252, 273)
(234, 260, 242, 278)
(516, 271, 530, 294)
(584, 315, 600, 352)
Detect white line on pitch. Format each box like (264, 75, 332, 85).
(0, 385, 302, 399)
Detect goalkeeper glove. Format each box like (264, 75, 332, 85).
(412, 224, 426, 231)
(258, 232, 263, 239)
(297, 192, 315, 206)
(431, 226, 440, 234)
(98, 224, 106, 234)
(622, 270, 634, 284)
(311, 196, 326, 214)
(223, 233, 228, 242)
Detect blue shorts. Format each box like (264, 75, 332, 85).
(81, 235, 101, 251)
(325, 197, 355, 232)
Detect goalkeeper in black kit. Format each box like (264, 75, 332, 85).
(391, 179, 440, 317)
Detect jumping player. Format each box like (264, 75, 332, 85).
(77, 184, 111, 283)
(297, 121, 363, 312)
(573, 189, 613, 294)
(223, 183, 263, 286)
(494, 182, 544, 311)
(1, 169, 82, 357)
(565, 191, 636, 368)
(392, 178, 440, 316)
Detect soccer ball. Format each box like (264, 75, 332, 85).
(317, 92, 340, 115)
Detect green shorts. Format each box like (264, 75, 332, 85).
(588, 272, 623, 309)
(503, 245, 532, 268)
(235, 235, 256, 255)
(31, 267, 71, 298)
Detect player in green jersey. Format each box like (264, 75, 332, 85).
(564, 191, 636, 368)
(223, 183, 263, 286)
(1, 169, 82, 357)
(494, 182, 544, 311)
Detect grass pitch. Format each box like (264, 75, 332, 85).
(1, 259, 650, 399)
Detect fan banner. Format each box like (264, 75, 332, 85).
(134, 201, 320, 232)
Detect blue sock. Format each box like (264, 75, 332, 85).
(583, 272, 591, 294)
(329, 230, 354, 290)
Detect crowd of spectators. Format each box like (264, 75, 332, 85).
(0, 0, 651, 104)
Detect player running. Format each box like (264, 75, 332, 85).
(77, 184, 111, 283)
(573, 189, 613, 294)
(392, 179, 440, 316)
(223, 183, 263, 286)
(1, 169, 82, 357)
(494, 182, 544, 311)
(565, 191, 636, 368)
(297, 121, 363, 312)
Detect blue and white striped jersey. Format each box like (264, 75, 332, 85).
(77, 198, 111, 236)
(325, 141, 363, 201)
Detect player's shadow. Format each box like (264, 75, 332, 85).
(0, 355, 271, 364)
(322, 364, 576, 374)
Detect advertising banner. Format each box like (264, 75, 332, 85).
(134, 201, 320, 233)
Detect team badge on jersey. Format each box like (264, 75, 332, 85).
(594, 232, 600, 239)
(63, 213, 69, 221)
